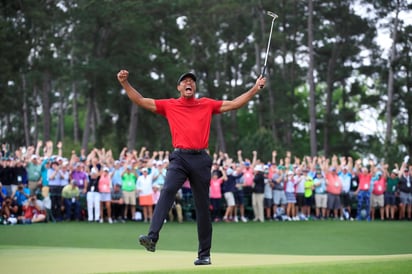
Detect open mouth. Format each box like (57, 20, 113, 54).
(185, 85, 192, 92)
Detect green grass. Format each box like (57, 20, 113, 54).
(1, 220, 412, 273)
(1, 221, 411, 255)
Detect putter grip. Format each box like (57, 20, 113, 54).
(260, 66, 266, 88)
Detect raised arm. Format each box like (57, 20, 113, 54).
(117, 70, 156, 113)
(220, 75, 266, 113)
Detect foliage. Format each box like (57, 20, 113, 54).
(0, 0, 411, 163)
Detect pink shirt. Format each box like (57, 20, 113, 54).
(326, 172, 342, 195)
(209, 177, 224, 199)
(98, 174, 111, 193)
(242, 168, 254, 187)
(358, 173, 372, 191)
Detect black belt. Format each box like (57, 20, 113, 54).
(174, 148, 205, 154)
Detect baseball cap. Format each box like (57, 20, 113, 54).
(177, 72, 196, 85)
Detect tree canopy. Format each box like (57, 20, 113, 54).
(0, 0, 411, 165)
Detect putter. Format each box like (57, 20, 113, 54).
(260, 11, 278, 88)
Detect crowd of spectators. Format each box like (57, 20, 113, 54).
(1, 141, 411, 225)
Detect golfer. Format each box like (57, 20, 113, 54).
(117, 70, 266, 265)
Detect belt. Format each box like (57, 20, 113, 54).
(174, 148, 205, 154)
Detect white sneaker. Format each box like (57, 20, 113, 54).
(99, 219, 103, 223)
(234, 216, 239, 223)
(108, 218, 113, 224)
(241, 216, 248, 223)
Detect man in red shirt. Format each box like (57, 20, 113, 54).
(117, 70, 265, 265)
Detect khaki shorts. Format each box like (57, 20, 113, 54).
(315, 193, 327, 208)
(371, 194, 384, 208)
(224, 192, 235, 207)
(123, 190, 136, 205)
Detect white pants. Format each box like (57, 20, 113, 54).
(87, 192, 100, 221)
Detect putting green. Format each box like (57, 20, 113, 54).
(1, 246, 411, 274)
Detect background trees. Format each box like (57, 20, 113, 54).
(0, 0, 411, 165)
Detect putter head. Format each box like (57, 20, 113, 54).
(267, 11, 278, 20)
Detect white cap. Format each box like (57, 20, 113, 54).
(254, 165, 264, 172)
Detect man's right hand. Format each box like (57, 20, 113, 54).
(117, 70, 129, 83)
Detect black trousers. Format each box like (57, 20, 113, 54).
(148, 149, 212, 258)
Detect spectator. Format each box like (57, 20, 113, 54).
(237, 150, 257, 212)
(18, 194, 46, 224)
(111, 183, 125, 223)
(263, 165, 273, 221)
(294, 168, 306, 219)
(71, 162, 89, 204)
(325, 166, 343, 220)
(285, 170, 297, 220)
(48, 161, 62, 221)
(385, 169, 399, 220)
(313, 170, 327, 219)
(61, 180, 81, 221)
(339, 165, 353, 219)
(136, 167, 154, 223)
(398, 167, 412, 220)
(87, 167, 100, 222)
(121, 165, 138, 221)
(1, 158, 14, 196)
(168, 189, 184, 223)
(99, 167, 113, 223)
(12, 183, 30, 216)
(271, 166, 287, 220)
(40, 157, 51, 198)
(354, 160, 373, 221)
(233, 164, 247, 223)
(13, 160, 27, 194)
(0, 183, 8, 207)
(152, 159, 167, 189)
(209, 166, 227, 222)
(111, 160, 124, 187)
(252, 165, 265, 222)
(303, 169, 314, 220)
(1, 195, 18, 224)
(370, 170, 386, 221)
(222, 166, 240, 222)
(26, 155, 42, 195)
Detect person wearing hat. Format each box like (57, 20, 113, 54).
(398, 164, 412, 220)
(117, 69, 266, 265)
(136, 167, 154, 223)
(385, 169, 400, 220)
(98, 167, 113, 223)
(61, 180, 81, 221)
(26, 154, 42, 195)
(120, 164, 138, 221)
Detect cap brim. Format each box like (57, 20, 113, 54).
(177, 72, 196, 84)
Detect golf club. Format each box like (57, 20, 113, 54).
(260, 11, 278, 88)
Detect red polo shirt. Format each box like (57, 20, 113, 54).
(155, 97, 222, 149)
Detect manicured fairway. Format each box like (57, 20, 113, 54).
(1, 221, 411, 273)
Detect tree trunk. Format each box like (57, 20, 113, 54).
(82, 97, 93, 151)
(307, 0, 317, 157)
(385, 3, 399, 153)
(57, 89, 65, 143)
(21, 74, 30, 147)
(72, 81, 80, 144)
(323, 46, 339, 157)
(42, 71, 52, 142)
(127, 103, 139, 150)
